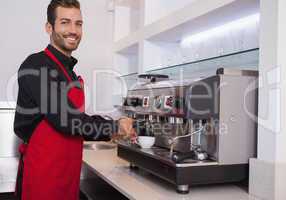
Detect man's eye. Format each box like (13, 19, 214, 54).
(61, 21, 68, 25)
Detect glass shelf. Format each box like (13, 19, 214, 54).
(146, 48, 259, 80)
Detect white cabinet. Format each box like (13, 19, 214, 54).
(0, 102, 20, 193)
(0, 107, 19, 157)
(0, 157, 18, 193)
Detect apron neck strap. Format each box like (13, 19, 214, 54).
(44, 48, 72, 83)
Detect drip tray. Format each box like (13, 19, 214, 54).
(119, 142, 216, 167)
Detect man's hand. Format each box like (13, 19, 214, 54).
(118, 117, 136, 137)
(112, 117, 136, 142)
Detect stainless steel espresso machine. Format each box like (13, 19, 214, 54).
(117, 68, 258, 194)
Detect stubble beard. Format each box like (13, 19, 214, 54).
(51, 31, 81, 56)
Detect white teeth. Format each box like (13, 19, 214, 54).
(67, 37, 76, 41)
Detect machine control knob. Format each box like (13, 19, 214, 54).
(194, 148, 208, 161)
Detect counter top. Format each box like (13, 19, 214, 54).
(82, 142, 257, 200)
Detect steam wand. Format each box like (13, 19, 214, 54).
(169, 126, 204, 156)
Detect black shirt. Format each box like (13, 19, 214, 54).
(14, 45, 116, 142)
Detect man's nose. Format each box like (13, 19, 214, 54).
(69, 23, 78, 34)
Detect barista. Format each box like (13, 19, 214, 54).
(13, 0, 135, 199)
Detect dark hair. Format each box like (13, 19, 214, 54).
(47, 0, 80, 26)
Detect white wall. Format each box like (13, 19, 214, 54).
(0, 0, 114, 113)
(74, 0, 114, 113)
(0, 0, 50, 103)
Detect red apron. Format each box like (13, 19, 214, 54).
(16, 48, 85, 200)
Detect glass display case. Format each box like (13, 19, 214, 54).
(120, 48, 259, 89)
(120, 72, 138, 90)
(146, 48, 259, 80)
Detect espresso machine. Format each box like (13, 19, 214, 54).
(117, 68, 258, 194)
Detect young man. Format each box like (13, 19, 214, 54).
(13, 0, 134, 199)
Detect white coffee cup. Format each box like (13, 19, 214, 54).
(137, 136, 155, 148)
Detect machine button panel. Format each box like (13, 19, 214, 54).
(124, 97, 143, 107)
(164, 95, 174, 109)
(142, 96, 149, 107)
(154, 96, 163, 109)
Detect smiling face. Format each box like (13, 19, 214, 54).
(46, 6, 83, 57)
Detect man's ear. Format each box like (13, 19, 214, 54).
(45, 22, 53, 35)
